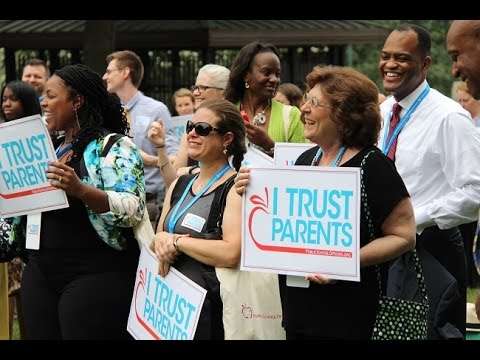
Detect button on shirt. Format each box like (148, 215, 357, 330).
(124, 91, 179, 195)
(379, 80, 480, 234)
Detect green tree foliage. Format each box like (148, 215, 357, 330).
(351, 20, 454, 97)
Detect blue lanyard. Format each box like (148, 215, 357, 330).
(381, 85, 430, 155)
(311, 145, 346, 167)
(55, 141, 73, 158)
(168, 164, 231, 233)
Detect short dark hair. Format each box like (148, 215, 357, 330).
(305, 65, 381, 147)
(395, 24, 431, 58)
(225, 41, 281, 104)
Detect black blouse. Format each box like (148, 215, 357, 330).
(280, 145, 410, 339)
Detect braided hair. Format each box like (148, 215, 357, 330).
(53, 64, 128, 161)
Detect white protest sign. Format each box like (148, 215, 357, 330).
(0, 115, 69, 217)
(171, 114, 193, 145)
(242, 144, 274, 167)
(274, 142, 316, 166)
(241, 165, 361, 282)
(127, 245, 207, 340)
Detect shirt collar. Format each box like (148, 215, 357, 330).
(397, 80, 428, 111)
(123, 90, 141, 111)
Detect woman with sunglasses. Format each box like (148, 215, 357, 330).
(226, 41, 307, 156)
(234, 65, 416, 340)
(151, 99, 246, 339)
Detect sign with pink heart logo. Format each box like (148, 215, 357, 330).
(127, 246, 207, 340)
(240, 165, 361, 282)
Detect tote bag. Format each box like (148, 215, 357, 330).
(216, 267, 285, 340)
(212, 176, 285, 339)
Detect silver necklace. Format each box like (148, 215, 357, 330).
(252, 99, 271, 126)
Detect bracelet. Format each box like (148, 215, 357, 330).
(155, 144, 165, 148)
(173, 235, 182, 254)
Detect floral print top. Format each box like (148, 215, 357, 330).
(4, 134, 145, 254)
(82, 134, 145, 250)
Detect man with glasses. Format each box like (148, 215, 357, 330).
(103, 50, 178, 230)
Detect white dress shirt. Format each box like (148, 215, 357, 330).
(379, 80, 480, 234)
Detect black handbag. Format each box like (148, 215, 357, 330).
(360, 151, 428, 340)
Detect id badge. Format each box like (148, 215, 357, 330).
(26, 213, 42, 250)
(286, 275, 310, 288)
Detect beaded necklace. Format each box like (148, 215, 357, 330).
(311, 145, 346, 167)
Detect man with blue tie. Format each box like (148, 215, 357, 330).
(378, 23, 480, 339)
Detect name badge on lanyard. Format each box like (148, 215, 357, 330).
(26, 213, 42, 250)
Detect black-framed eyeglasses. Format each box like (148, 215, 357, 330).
(303, 93, 333, 109)
(186, 120, 225, 136)
(191, 85, 224, 94)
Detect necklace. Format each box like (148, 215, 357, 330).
(311, 145, 347, 167)
(252, 99, 271, 126)
(195, 180, 204, 193)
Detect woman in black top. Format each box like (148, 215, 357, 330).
(235, 65, 416, 339)
(151, 99, 246, 339)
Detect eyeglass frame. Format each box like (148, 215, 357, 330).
(191, 85, 225, 94)
(186, 120, 226, 136)
(303, 93, 333, 109)
(104, 67, 124, 75)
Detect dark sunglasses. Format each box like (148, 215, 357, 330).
(186, 120, 225, 136)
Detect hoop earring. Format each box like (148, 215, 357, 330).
(245, 82, 250, 89)
(223, 148, 228, 155)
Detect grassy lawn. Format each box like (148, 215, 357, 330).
(468, 287, 479, 304)
(11, 319, 19, 340)
(8, 288, 480, 340)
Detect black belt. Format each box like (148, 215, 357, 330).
(146, 192, 157, 201)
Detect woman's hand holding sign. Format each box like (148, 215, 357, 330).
(46, 160, 83, 195)
(234, 166, 250, 196)
(151, 231, 189, 277)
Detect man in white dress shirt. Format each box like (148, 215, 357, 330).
(378, 23, 480, 339)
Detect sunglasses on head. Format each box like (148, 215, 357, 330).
(186, 120, 225, 136)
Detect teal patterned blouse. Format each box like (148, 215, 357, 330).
(9, 135, 146, 251)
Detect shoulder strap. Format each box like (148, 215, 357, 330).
(170, 174, 197, 207)
(282, 104, 292, 142)
(79, 133, 125, 181)
(101, 133, 124, 157)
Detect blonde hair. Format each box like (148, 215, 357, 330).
(173, 88, 194, 104)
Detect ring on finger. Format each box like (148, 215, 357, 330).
(58, 176, 62, 183)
